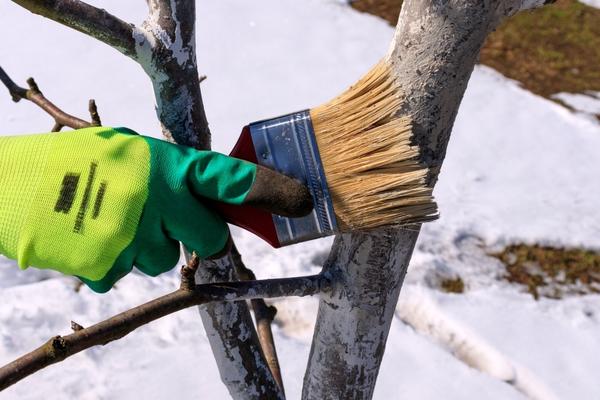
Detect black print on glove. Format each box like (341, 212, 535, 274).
(92, 181, 107, 220)
(54, 173, 80, 214)
(55, 161, 108, 234)
(73, 161, 98, 234)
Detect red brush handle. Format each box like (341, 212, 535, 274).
(211, 126, 281, 248)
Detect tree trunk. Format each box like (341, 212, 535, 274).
(302, 1, 554, 399)
(138, 2, 283, 398)
(303, 228, 419, 399)
(196, 255, 282, 400)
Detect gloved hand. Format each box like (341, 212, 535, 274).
(0, 126, 312, 293)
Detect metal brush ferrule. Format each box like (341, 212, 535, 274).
(248, 110, 338, 246)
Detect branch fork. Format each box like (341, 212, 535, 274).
(0, 66, 100, 131)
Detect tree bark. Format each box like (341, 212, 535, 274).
(302, 1, 555, 399)
(10, 0, 284, 398)
(196, 255, 284, 400)
(137, 2, 283, 397)
(303, 229, 419, 399)
(136, 0, 210, 148)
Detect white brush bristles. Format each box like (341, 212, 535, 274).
(310, 60, 438, 231)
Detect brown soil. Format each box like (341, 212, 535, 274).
(439, 277, 465, 294)
(351, 0, 600, 99)
(491, 244, 600, 299)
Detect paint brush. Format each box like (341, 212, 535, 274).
(214, 59, 438, 247)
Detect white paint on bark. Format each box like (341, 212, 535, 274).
(132, 24, 166, 85)
(134, 23, 201, 145)
(200, 303, 261, 399)
(132, 26, 155, 66)
(144, 0, 191, 67)
(303, 229, 419, 399)
(196, 253, 284, 400)
(137, 1, 282, 394)
(167, 0, 191, 67)
(303, 1, 556, 399)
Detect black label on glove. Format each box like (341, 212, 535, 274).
(55, 173, 80, 214)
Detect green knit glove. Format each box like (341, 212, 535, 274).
(0, 126, 256, 293)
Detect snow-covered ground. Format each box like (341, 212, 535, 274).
(580, 0, 600, 8)
(1, 0, 599, 399)
(553, 91, 600, 122)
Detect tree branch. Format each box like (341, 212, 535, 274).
(144, 1, 282, 394)
(195, 252, 286, 400)
(146, 0, 195, 46)
(0, 65, 100, 131)
(0, 261, 329, 392)
(492, 0, 557, 22)
(230, 245, 286, 395)
(11, 0, 137, 58)
(512, 0, 556, 11)
(139, 0, 208, 148)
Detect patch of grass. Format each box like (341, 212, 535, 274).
(481, 0, 600, 98)
(439, 277, 465, 294)
(491, 244, 600, 299)
(351, 0, 600, 100)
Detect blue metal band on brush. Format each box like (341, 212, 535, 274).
(248, 110, 338, 245)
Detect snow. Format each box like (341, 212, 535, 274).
(553, 91, 600, 117)
(437, 66, 600, 249)
(396, 286, 561, 400)
(1, 0, 599, 399)
(580, 0, 600, 8)
(427, 288, 600, 399)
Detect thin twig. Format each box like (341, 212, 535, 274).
(230, 245, 286, 395)
(70, 321, 84, 332)
(0, 268, 329, 392)
(180, 252, 200, 290)
(88, 99, 101, 126)
(251, 301, 282, 392)
(0, 65, 99, 131)
(0, 65, 27, 101)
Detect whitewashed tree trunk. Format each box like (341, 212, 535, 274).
(137, 2, 282, 398)
(195, 255, 282, 399)
(302, 1, 554, 399)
